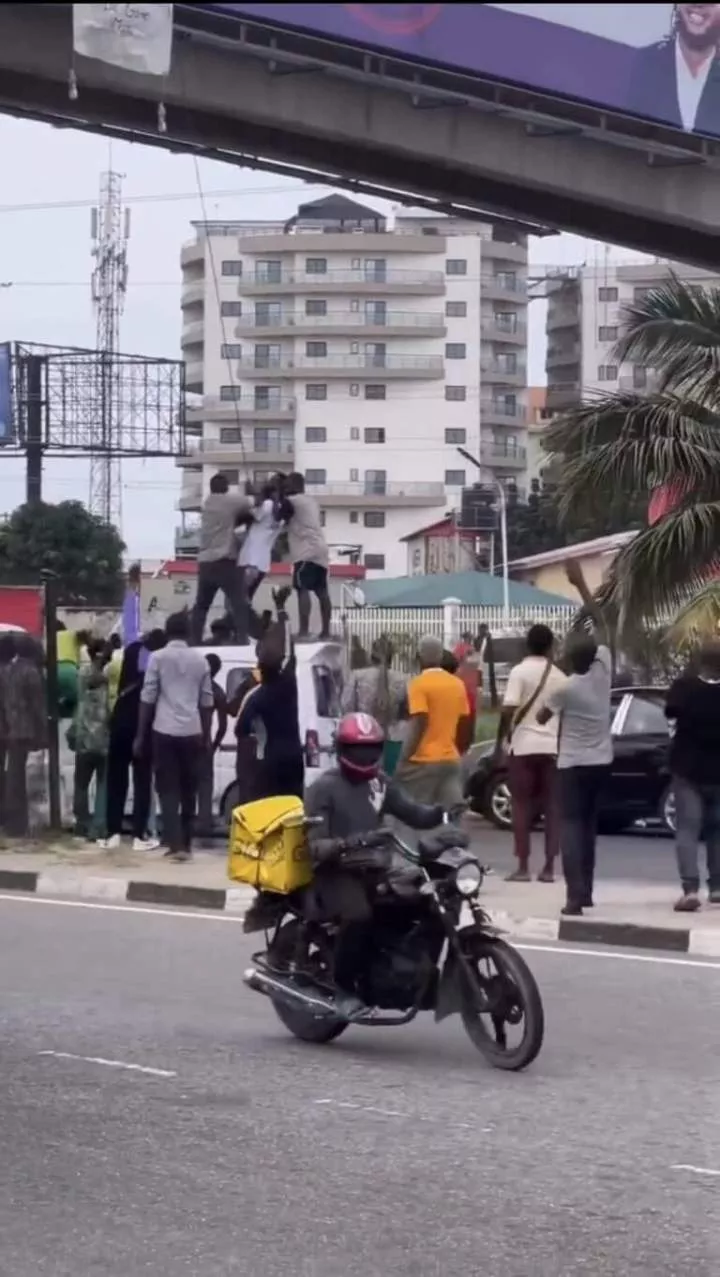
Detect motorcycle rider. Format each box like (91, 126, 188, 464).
(303, 711, 448, 1018)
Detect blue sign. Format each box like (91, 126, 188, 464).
(0, 343, 13, 444)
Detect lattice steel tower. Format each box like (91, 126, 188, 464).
(89, 171, 130, 527)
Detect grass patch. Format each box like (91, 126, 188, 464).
(475, 711, 499, 743)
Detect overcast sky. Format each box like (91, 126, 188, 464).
(0, 116, 647, 559)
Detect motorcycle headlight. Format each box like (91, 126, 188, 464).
(455, 860, 482, 897)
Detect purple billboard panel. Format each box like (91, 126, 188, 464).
(198, 4, 720, 141)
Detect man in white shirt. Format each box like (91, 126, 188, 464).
(495, 624, 567, 884)
(237, 483, 282, 615)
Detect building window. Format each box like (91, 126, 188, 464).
(350, 383, 360, 397)
(256, 260, 282, 283)
(445, 300, 467, 317)
(444, 469, 465, 486)
(254, 343, 281, 368)
(306, 340, 327, 358)
(350, 427, 360, 440)
(305, 426, 326, 443)
(319, 510, 326, 527)
(598, 325, 618, 342)
(363, 511, 385, 528)
(306, 257, 327, 274)
(349, 510, 359, 524)
(445, 385, 467, 401)
(221, 343, 242, 359)
(306, 299, 327, 315)
(598, 364, 618, 381)
(305, 468, 326, 485)
(221, 260, 243, 276)
(365, 384, 386, 400)
(634, 285, 652, 302)
(494, 311, 518, 333)
(306, 384, 327, 400)
(349, 469, 359, 482)
(598, 286, 619, 302)
(364, 553, 386, 570)
(254, 428, 287, 452)
(445, 428, 466, 444)
(496, 351, 518, 373)
(254, 302, 282, 325)
(220, 301, 242, 317)
(445, 343, 466, 359)
(364, 469, 387, 495)
(633, 364, 648, 389)
(218, 468, 240, 484)
(219, 385, 242, 401)
(446, 259, 467, 275)
(254, 385, 282, 408)
(364, 427, 385, 444)
(219, 427, 242, 443)
(364, 258, 387, 282)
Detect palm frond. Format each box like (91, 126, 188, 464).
(601, 501, 720, 627)
(614, 273, 720, 402)
(668, 581, 720, 646)
(543, 392, 720, 522)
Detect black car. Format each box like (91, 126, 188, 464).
(466, 687, 675, 836)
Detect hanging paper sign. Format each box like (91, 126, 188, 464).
(72, 4, 174, 77)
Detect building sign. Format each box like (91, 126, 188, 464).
(0, 343, 13, 445)
(198, 4, 720, 142)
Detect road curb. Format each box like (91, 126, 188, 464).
(0, 870, 718, 956)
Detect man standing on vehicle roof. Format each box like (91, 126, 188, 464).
(190, 473, 253, 645)
(276, 472, 331, 641)
(496, 624, 567, 884)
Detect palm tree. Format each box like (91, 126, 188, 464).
(545, 273, 720, 639)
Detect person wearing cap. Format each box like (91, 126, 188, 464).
(395, 634, 472, 812)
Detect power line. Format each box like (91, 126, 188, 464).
(0, 180, 330, 217)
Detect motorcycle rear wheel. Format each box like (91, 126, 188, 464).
(268, 919, 348, 1045)
(460, 937, 544, 1071)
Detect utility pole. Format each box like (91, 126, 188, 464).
(89, 171, 130, 528)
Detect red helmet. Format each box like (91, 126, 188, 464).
(335, 712, 385, 780)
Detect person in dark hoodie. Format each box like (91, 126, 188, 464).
(100, 629, 167, 850)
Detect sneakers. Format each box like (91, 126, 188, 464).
(98, 834, 121, 850)
(132, 837, 160, 853)
(674, 892, 701, 913)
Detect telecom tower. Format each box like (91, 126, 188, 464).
(89, 171, 130, 527)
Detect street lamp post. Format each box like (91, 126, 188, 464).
(457, 446, 510, 626)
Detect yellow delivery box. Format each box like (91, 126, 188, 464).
(227, 795, 313, 895)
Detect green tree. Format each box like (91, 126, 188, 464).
(0, 501, 125, 604)
(505, 478, 643, 563)
(544, 274, 720, 637)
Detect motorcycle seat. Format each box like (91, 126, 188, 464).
(417, 828, 470, 859)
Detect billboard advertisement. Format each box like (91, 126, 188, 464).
(0, 342, 13, 445)
(200, 4, 720, 142)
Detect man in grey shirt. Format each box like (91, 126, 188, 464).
(277, 472, 331, 640)
(537, 635, 612, 916)
(190, 473, 253, 644)
(135, 611, 215, 862)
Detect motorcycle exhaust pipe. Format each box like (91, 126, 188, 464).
(243, 966, 338, 1018)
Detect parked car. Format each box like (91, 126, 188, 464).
(466, 687, 675, 836)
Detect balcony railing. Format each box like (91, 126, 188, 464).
(481, 399, 527, 421)
(243, 268, 445, 286)
(238, 354, 444, 373)
(186, 395, 297, 415)
(306, 481, 445, 499)
(183, 436, 295, 456)
(235, 309, 445, 330)
(482, 445, 527, 465)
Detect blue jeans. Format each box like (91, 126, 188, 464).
(673, 775, 720, 895)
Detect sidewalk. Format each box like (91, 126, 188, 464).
(0, 841, 718, 955)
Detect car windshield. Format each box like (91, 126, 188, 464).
(622, 694, 669, 737)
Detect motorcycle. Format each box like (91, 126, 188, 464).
(243, 818, 544, 1072)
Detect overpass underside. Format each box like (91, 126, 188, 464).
(3, 5, 720, 266)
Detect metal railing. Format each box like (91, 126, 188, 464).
(238, 354, 444, 372)
(244, 268, 445, 286)
(235, 310, 445, 330)
(307, 481, 445, 499)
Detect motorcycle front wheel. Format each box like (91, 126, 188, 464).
(268, 919, 348, 1045)
(459, 937, 544, 1071)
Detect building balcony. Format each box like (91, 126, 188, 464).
(482, 238, 528, 264)
(185, 360, 204, 391)
(176, 437, 295, 468)
(239, 268, 446, 296)
(546, 341, 581, 368)
(307, 481, 445, 508)
(235, 229, 447, 254)
(481, 359, 526, 387)
(546, 383, 581, 411)
(186, 396, 297, 425)
(181, 320, 204, 348)
(482, 318, 527, 345)
(236, 354, 444, 380)
(177, 485, 203, 511)
(180, 278, 205, 308)
(175, 524, 201, 555)
(480, 275, 529, 303)
(234, 310, 446, 338)
(480, 399, 529, 428)
(482, 444, 527, 469)
(546, 305, 580, 332)
(181, 241, 204, 267)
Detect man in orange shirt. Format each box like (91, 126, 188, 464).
(395, 634, 472, 811)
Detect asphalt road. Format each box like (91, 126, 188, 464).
(468, 823, 678, 884)
(0, 895, 717, 1276)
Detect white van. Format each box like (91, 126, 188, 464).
(206, 639, 345, 825)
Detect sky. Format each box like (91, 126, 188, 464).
(0, 116, 649, 560)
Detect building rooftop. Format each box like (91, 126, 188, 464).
(509, 531, 637, 571)
(358, 572, 572, 609)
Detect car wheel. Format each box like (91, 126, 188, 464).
(485, 775, 513, 831)
(659, 785, 676, 836)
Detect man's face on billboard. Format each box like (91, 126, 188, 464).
(676, 4, 720, 48)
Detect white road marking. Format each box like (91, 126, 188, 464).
(38, 1050, 176, 1078)
(1, 893, 719, 969)
(671, 1164, 720, 1178)
(314, 1098, 492, 1131)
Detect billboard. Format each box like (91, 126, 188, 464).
(0, 342, 13, 445)
(200, 4, 720, 142)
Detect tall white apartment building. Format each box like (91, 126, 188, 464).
(177, 194, 529, 577)
(546, 260, 719, 413)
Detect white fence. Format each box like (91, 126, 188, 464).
(335, 602, 575, 669)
